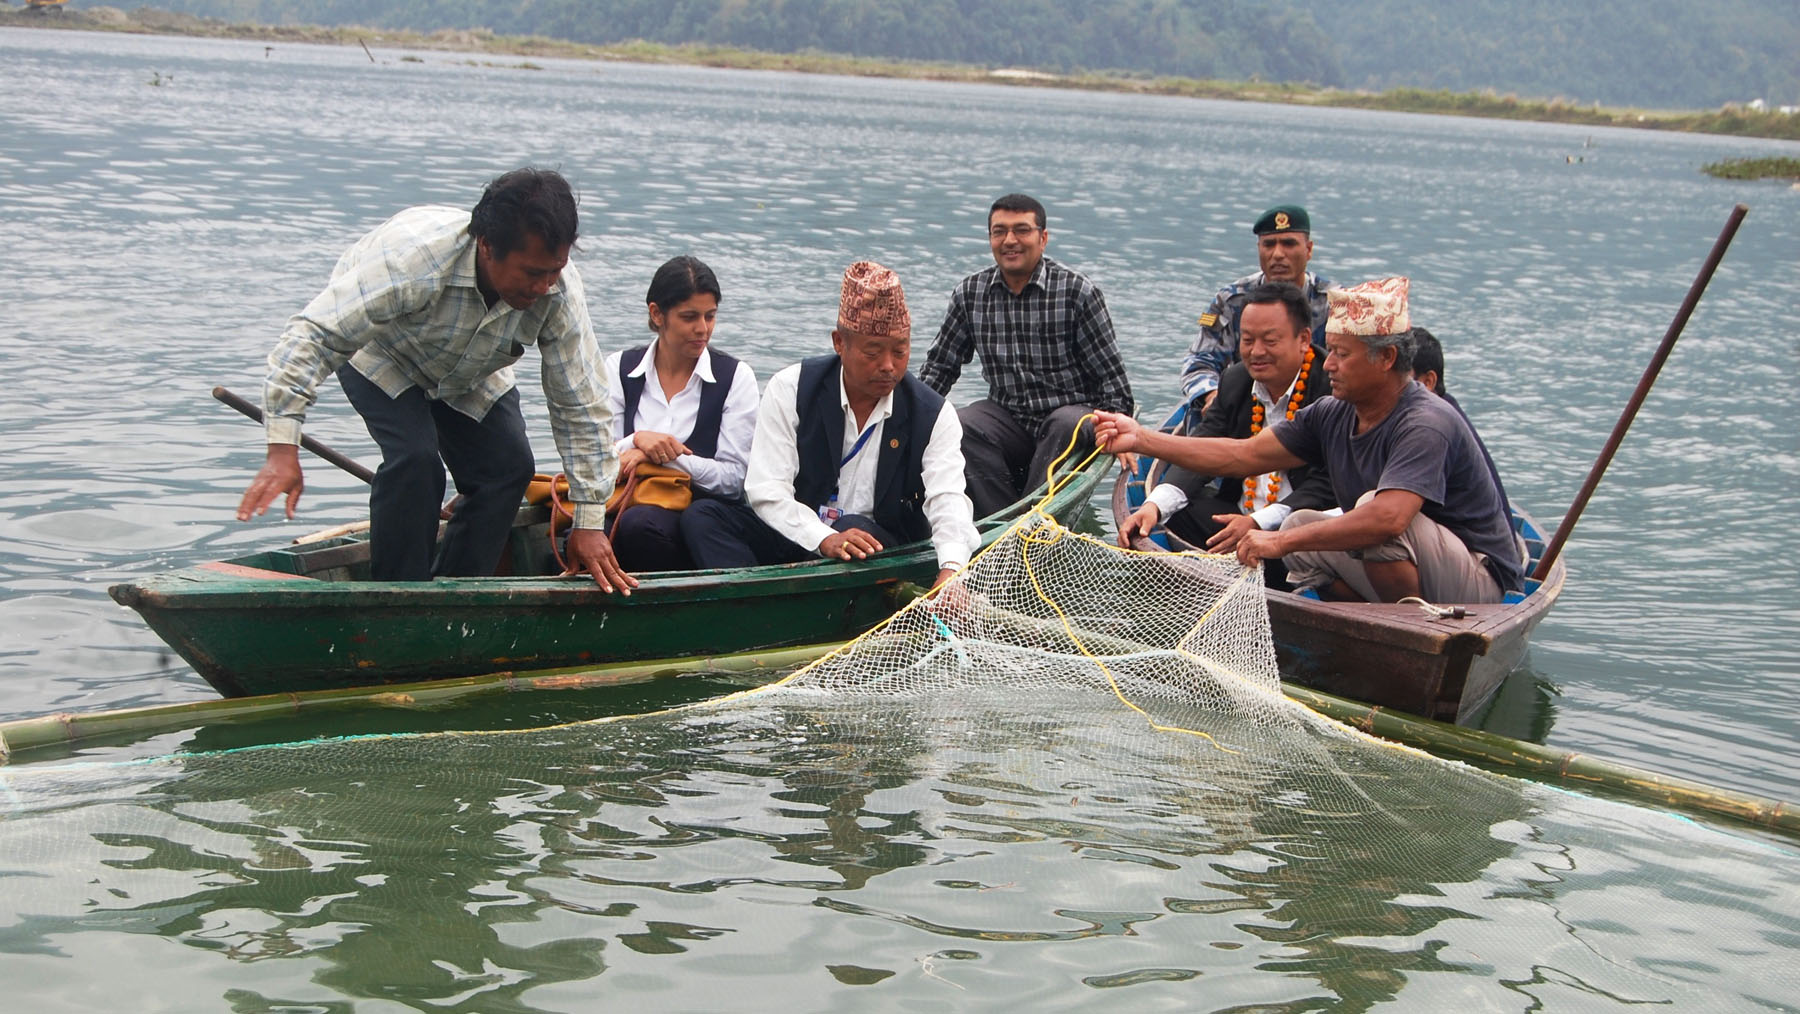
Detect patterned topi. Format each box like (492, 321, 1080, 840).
(836, 260, 911, 339)
(1326, 276, 1411, 336)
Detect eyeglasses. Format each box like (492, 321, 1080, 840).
(988, 224, 1041, 240)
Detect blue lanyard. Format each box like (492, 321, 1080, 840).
(840, 421, 879, 469)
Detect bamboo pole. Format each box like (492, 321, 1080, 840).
(213, 385, 377, 484)
(0, 642, 842, 759)
(4, 638, 1791, 840)
(1283, 685, 1797, 837)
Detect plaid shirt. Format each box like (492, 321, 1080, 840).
(920, 256, 1133, 430)
(262, 205, 616, 528)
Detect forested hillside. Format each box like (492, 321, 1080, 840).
(1293, 0, 1800, 108)
(90, 0, 1800, 108)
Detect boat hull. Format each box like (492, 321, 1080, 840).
(113, 457, 1109, 697)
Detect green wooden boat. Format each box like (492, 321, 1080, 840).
(110, 455, 1110, 698)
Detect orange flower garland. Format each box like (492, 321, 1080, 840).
(1243, 344, 1316, 512)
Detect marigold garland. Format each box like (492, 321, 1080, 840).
(1243, 344, 1315, 512)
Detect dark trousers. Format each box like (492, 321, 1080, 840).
(338, 365, 535, 581)
(610, 504, 694, 572)
(682, 498, 899, 569)
(1165, 489, 1292, 590)
(958, 400, 1097, 518)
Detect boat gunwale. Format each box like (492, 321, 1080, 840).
(110, 454, 1111, 607)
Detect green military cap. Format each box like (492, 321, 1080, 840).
(1252, 204, 1311, 235)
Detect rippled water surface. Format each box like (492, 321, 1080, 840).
(1, 27, 1798, 1009)
(4, 690, 1798, 1012)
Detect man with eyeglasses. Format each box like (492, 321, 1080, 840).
(1179, 204, 1332, 415)
(920, 193, 1133, 517)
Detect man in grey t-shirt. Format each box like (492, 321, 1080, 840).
(1094, 277, 1520, 604)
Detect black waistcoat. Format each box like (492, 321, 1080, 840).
(618, 344, 741, 458)
(793, 354, 942, 544)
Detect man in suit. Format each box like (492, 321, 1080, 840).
(1117, 282, 1332, 588)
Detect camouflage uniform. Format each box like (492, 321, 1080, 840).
(1178, 269, 1332, 407)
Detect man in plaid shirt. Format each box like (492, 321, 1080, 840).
(919, 194, 1133, 517)
(235, 168, 634, 593)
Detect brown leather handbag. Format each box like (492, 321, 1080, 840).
(604, 463, 693, 525)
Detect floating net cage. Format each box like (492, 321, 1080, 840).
(3, 501, 1797, 1009)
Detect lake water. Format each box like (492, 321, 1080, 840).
(2, 27, 1798, 1011)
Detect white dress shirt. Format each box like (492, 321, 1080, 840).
(1146, 374, 1301, 531)
(745, 363, 979, 570)
(602, 341, 759, 498)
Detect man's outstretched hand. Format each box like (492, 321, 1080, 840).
(1091, 411, 1145, 456)
(237, 444, 305, 521)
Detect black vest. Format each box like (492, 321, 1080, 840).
(618, 344, 741, 458)
(793, 354, 942, 545)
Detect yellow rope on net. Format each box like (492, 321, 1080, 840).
(754, 413, 1290, 757)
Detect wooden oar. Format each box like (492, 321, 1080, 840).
(213, 385, 375, 484)
(1533, 204, 1747, 581)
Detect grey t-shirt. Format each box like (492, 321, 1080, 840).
(1272, 381, 1523, 592)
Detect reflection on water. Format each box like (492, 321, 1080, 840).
(1, 691, 1794, 1009)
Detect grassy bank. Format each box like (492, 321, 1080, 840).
(7, 5, 1800, 142)
(1700, 156, 1800, 180)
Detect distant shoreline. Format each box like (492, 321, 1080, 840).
(7, 5, 1799, 143)
(1701, 156, 1800, 181)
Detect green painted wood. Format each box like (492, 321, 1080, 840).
(109, 455, 1111, 698)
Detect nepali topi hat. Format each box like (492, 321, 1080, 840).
(1326, 277, 1411, 336)
(1253, 204, 1311, 235)
(837, 260, 911, 339)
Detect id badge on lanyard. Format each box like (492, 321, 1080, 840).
(821, 421, 879, 524)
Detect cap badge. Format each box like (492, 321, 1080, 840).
(1274, 212, 1290, 230)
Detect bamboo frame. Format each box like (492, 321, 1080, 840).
(4, 642, 1791, 841)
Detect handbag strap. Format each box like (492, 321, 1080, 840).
(547, 472, 578, 573)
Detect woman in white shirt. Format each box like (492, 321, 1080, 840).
(602, 256, 759, 571)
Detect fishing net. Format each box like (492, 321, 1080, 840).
(3, 458, 1797, 1009)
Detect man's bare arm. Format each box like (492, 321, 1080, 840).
(1093, 411, 1303, 478)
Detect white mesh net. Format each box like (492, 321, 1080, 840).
(772, 508, 1356, 752)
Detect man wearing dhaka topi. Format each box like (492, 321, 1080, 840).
(683, 261, 978, 590)
(1096, 278, 1522, 604)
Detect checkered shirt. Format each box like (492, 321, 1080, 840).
(919, 257, 1132, 430)
(261, 205, 616, 528)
